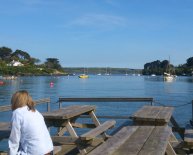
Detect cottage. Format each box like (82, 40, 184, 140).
(7, 60, 23, 67)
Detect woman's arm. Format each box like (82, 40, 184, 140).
(8, 112, 22, 155)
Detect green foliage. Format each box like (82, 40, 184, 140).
(143, 60, 171, 75)
(0, 46, 64, 76)
(0, 46, 12, 62)
(187, 57, 193, 67)
(45, 58, 62, 70)
(143, 57, 193, 76)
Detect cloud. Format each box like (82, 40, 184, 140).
(105, 0, 119, 7)
(69, 14, 128, 30)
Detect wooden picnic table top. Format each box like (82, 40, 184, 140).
(42, 105, 96, 120)
(130, 105, 174, 124)
(88, 125, 172, 155)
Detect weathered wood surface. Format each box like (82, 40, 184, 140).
(0, 122, 11, 140)
(0, 98, 50, 112)
(88, 126, 173, 155)
(184, 124, 193, 145)
(130, 106, 174, 125)
(0, 146, 63, 155)
(43, 105, 96, 120)
(80, 120, 116, 140)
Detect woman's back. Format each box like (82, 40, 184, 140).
(9, 106, 53, 155)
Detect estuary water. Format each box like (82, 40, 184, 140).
(0, 75, 193, 149)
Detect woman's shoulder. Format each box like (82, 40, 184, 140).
(13, 106, 28, 115)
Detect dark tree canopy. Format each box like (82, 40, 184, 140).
(45, 58, 62, 69)
(186, 57, 193, 67)
(12, 50, 31, 60)
(143, 60, 172, 75)
(0, 46, 12, 61)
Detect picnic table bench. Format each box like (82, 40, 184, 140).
(42, 105, 116, 154)
(184, 124, 193, 146)
(88, 126, 176, 155)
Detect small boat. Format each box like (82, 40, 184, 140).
(79, 68, 89, 78)
(78, 74, 89, 79)
(163, 72, 174, 82)
(163, 57, 175, 82)
(2, 76, 17, 80)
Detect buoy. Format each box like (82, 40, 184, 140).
(50, 82, 54, 87)
(0, 81, 4, 85)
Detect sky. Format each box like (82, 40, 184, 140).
(0, 0, 193, 69)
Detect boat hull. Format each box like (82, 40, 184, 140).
(78, 74, 89, 78)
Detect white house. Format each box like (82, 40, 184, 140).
(8, 60, 24, 67)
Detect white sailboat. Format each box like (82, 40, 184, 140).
(105, 67, 110, 76)
(163, 58, 175, 82)
(163, 72, 174, 82)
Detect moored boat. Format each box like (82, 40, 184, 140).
(163, 72, 174, 82)
(163, 57, 175, 82)
(78, 74, 89, 79)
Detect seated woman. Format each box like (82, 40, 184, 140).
(8, 90, 53, 155)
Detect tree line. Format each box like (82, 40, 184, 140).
(0, 46, 64, 76)
(143, 57, 193, 76)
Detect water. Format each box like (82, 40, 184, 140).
(0, 75, 193, 150)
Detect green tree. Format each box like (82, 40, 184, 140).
(45, 58, 62, 69)
(0, 46, 12, 62)
(29, 58, 41, 65)
(12, 50, 31, 61)
(186, 57, 193, 67)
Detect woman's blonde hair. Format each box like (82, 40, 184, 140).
(11, 90, 36, 111)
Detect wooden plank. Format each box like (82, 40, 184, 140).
(0, 122, 11, 131)
(52, 136, 79, 145)
(112, 126, 155, 155)
(59, 97, 153, 103)
(131, 106, 173, 125)
(81, 120, 116, 141)
(66, 121, 78, 137)
(71, 123, 96, 129)
(165, 142, 177, 155)
(0, 122, 11, 140)
(137, 126, 171, 155)
(184, 124, 193, 145)
(53, 146, 62, 155)
(43, 105, 96, 119)
(89, 111, 101, 126)
(0, 98, 50, 112)
(157, 107, 173, 123)
(88, 126, 139, 155)
(89, 126, 172, 155)
(140, 106, 161, 120)
(130, 106, 161, 122)
(57, 127, 67, 136)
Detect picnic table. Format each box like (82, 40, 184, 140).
(130, 105, 174, 126)
(0, 122, 11, 141)
(88, 125, 176, 155)
(42, 105, 116, 154)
